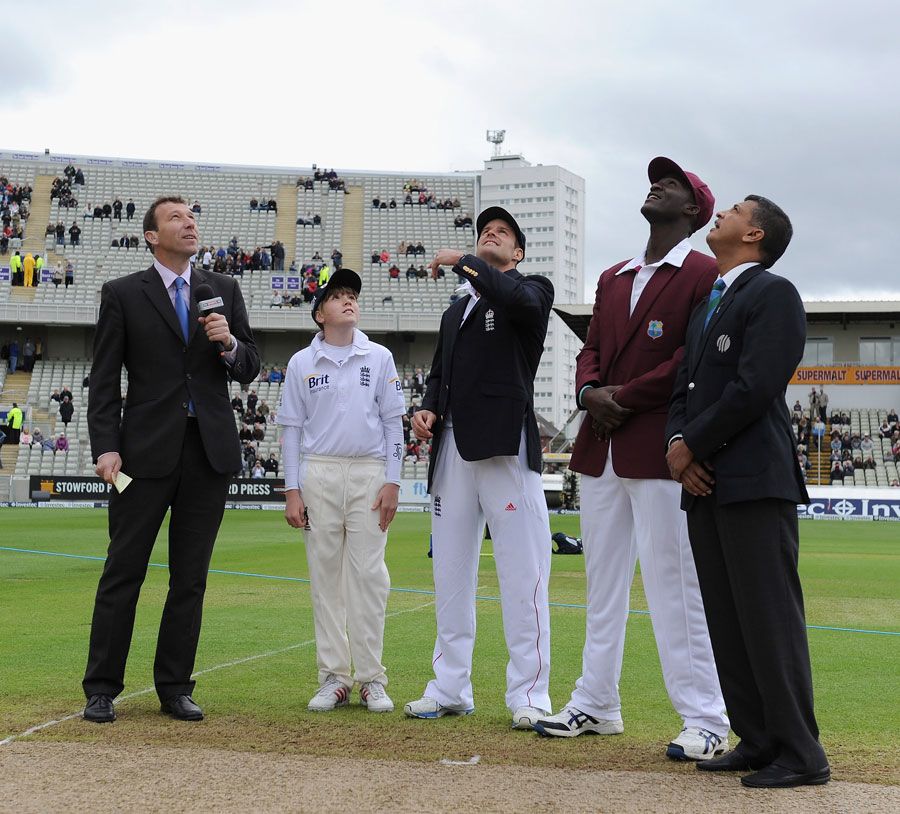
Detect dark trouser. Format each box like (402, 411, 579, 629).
(83, 420, 230, 701)
(686, 497, 828, 773)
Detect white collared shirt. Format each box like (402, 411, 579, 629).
(615, 238, 692, 315)
(277, 328, 406, 460)
(717, 261, 759, 292)
(456, 281, 480, 324)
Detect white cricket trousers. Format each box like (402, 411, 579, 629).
(425, 427, 552, 713)
(302, 455, 390, 688)
(571, 449, 728, 735)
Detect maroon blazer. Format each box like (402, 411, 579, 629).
(569, 249, 717, 479)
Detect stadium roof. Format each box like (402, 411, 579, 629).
(554, 300, 900, 342)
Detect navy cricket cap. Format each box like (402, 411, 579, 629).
(476, 206, 526, 258)
(311, 267, 362, 325)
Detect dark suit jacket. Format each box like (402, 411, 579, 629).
(569, 250, 717, 479)
(422, 254, 553, 491)
(88, 265, 260, 477)
(665, 264, 809, 507)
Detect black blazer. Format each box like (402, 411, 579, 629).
(665, 265, 809, 508)
(88, 265, 260, 477)
(422, 254, 553, 490)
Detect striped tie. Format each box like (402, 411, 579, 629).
(703, 279, 726, 331)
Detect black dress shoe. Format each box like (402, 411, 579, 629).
(696, 749, 750, 772)
(741, 763, 831, 788)
(160, 694, 204, 721)
(84, 694, 116, 723)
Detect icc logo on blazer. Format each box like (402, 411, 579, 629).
(716, 334, 732, 353)
(647, 320, 663, 339)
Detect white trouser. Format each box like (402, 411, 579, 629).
(425, 427, 552, 713)
(571, 448, 728, 735)
(302, 456, 390, 688)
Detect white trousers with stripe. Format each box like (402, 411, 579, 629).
(302, 456, 390, 688)
(571, 448, 728, 735)
(424, 427, 552, 713)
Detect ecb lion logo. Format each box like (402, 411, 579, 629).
(647, 320, 663, 339)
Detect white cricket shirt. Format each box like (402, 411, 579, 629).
(277, 329, 406, 459)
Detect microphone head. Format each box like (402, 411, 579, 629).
(194, 282, 224, 315)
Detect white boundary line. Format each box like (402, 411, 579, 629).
(0, 599, 435, 747)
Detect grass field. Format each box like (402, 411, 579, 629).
(0, 508, 897, 785)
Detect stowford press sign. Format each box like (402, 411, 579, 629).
(790, 366, 900, 385)
(30, 476, 287, 502)
(30, 476, 114, 499)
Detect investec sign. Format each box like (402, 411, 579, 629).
(799, 497, 900, 521)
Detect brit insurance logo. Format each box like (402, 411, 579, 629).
(306, 373, 331, 394)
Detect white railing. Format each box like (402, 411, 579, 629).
(0, 302, 445, 332)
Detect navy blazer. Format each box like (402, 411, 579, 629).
(88, 265, 260, 477)
(421, 254, 553, 491)
(665, 264, 809, 508)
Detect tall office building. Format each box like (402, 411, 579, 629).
(477, 154, 586, 432)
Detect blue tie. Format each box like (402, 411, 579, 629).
(174, 277, 195, 414)
(174, 276, 190, 342)
(703, 279, 726, 331)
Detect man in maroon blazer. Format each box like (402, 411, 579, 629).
(535, 158, 728, 760)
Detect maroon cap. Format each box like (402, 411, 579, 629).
(647, 156, 715, 232)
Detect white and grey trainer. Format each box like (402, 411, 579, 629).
(360, 681, 394, 713)
(307, 675, 350, 712)
(512, 706, 550, 730)
(403, 696, 474, 719)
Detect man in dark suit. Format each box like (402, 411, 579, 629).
(665, 195, 830, 788)
(83, 196, 260, 724)
(535, 158, 727, 760)
(404, 207, 555, 730)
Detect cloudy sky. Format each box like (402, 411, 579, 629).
(5, 0, 897, 301)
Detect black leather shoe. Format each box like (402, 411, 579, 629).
(741, 763, 831, 788)
(84, 694, 116, 723)
(696, 749, 750, 772)
(160, 694, 204, 721)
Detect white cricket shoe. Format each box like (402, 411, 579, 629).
(512, 706, 549, 730)
(403, 696, 474, 719)
(666, 727, 729, 761)
(533, 706, 624, 738)
(307, 675, 350, 712)
(360, 681, 394, 713)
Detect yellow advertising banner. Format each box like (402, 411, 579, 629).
(791, 366, 900, 385)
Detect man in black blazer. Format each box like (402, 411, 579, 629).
(404, 207, 555, 730)
(665, 195, 829, 788)
(83, 197, 259, 723)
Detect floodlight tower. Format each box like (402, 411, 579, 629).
(486, 130, 506, 157)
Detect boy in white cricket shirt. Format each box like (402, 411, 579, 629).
(278, 268, 406, 713)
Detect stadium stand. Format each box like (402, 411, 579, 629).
(0, 153, 484, 482)
(801, 408, 899, 487)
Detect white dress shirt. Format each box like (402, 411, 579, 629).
(153, 259, 238, 363)
(615, 238, 693, 316)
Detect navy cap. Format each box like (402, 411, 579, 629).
(476, 206, 526, 258)
(311, 268, 362, 326)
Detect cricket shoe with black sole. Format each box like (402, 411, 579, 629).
(533, 706, 624, 738)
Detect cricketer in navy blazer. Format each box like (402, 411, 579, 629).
(421, 253, 553, 491)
